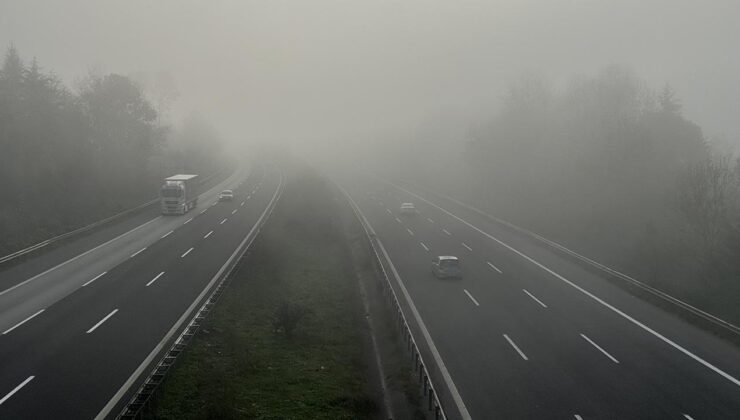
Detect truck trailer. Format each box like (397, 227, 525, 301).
(160, 174, 199, 215)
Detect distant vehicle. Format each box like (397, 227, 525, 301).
(160, 174, 199, 215)
(218, 190, 235, 201)
(400, 202, 418, 215)
(432, 256, 462, 279)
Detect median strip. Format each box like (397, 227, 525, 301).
(149, 168, 382, 419)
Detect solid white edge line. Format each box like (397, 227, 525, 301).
(377, 237, 472, 419)
(220, 218, 227, 224)
(503, 334, 529, 360)
(82, 271, 107, 287)
(86, 309, 118, 334)
(204, 231, 213, 239)
(342, 190, 471, 420)
(130, 247, 147, 258)
(462, 242, 472, 251)
(406, 228, 414, 236)
(581, 333, 620, 364)
(420, 242, 430, 252)
(180, 247, 194, 258)
(0, 376, 34, 405)
(523, 289, 548, 308)
(2, 309, 45, 334)
(389, 181, 740, 388)
(463, 289, 480, 306)
(486, 261, 503, 274)
(96, 166, 282, 420)
(0, 216, 162, 297)
(161, 230, 174, 238)
(146, 272, 165, 287)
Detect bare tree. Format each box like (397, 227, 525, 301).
(677, 154, 739, 271)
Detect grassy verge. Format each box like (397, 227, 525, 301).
(147, 167, 378, 419)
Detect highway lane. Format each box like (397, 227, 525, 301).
(0, 166, 235, 293)
(0, 164, 251, 333)
(0, 162, 281, 419)
(340, 173, 740, 419)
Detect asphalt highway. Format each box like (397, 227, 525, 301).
(340, 172, 740, 420)
(0, 161, 282, 419)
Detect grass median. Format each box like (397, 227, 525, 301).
(148, 167, 378, 419)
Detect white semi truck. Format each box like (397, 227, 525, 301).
(160, 174, 199, 215)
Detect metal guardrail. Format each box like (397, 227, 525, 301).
(115, 168, 284, 420)
(406, 182, 740, 338)
(338, 184, 447, 420)
(0, 168, 231, 266)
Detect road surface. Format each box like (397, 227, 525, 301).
(339, 171, 740, 420)
(0, 161, 282, 419)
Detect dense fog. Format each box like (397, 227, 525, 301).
(3, 1, 740, 318)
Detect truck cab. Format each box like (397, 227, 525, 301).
(161, 174, 199, 215)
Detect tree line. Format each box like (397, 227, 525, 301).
(0, 46, 224, 254)
(403, 65, 740, 321)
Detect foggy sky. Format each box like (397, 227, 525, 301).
(2, 0, 739, 151)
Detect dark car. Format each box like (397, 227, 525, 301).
(218, 189, 234, 201)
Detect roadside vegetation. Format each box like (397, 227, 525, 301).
(0, 45, 225, 255)
(149, 168, 380, 419)
(391, 65, 740, 324)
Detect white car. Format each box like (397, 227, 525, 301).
(400, 202, 417, 215)
(431, 256, 462, 279)
(218, 190, 234, 201)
